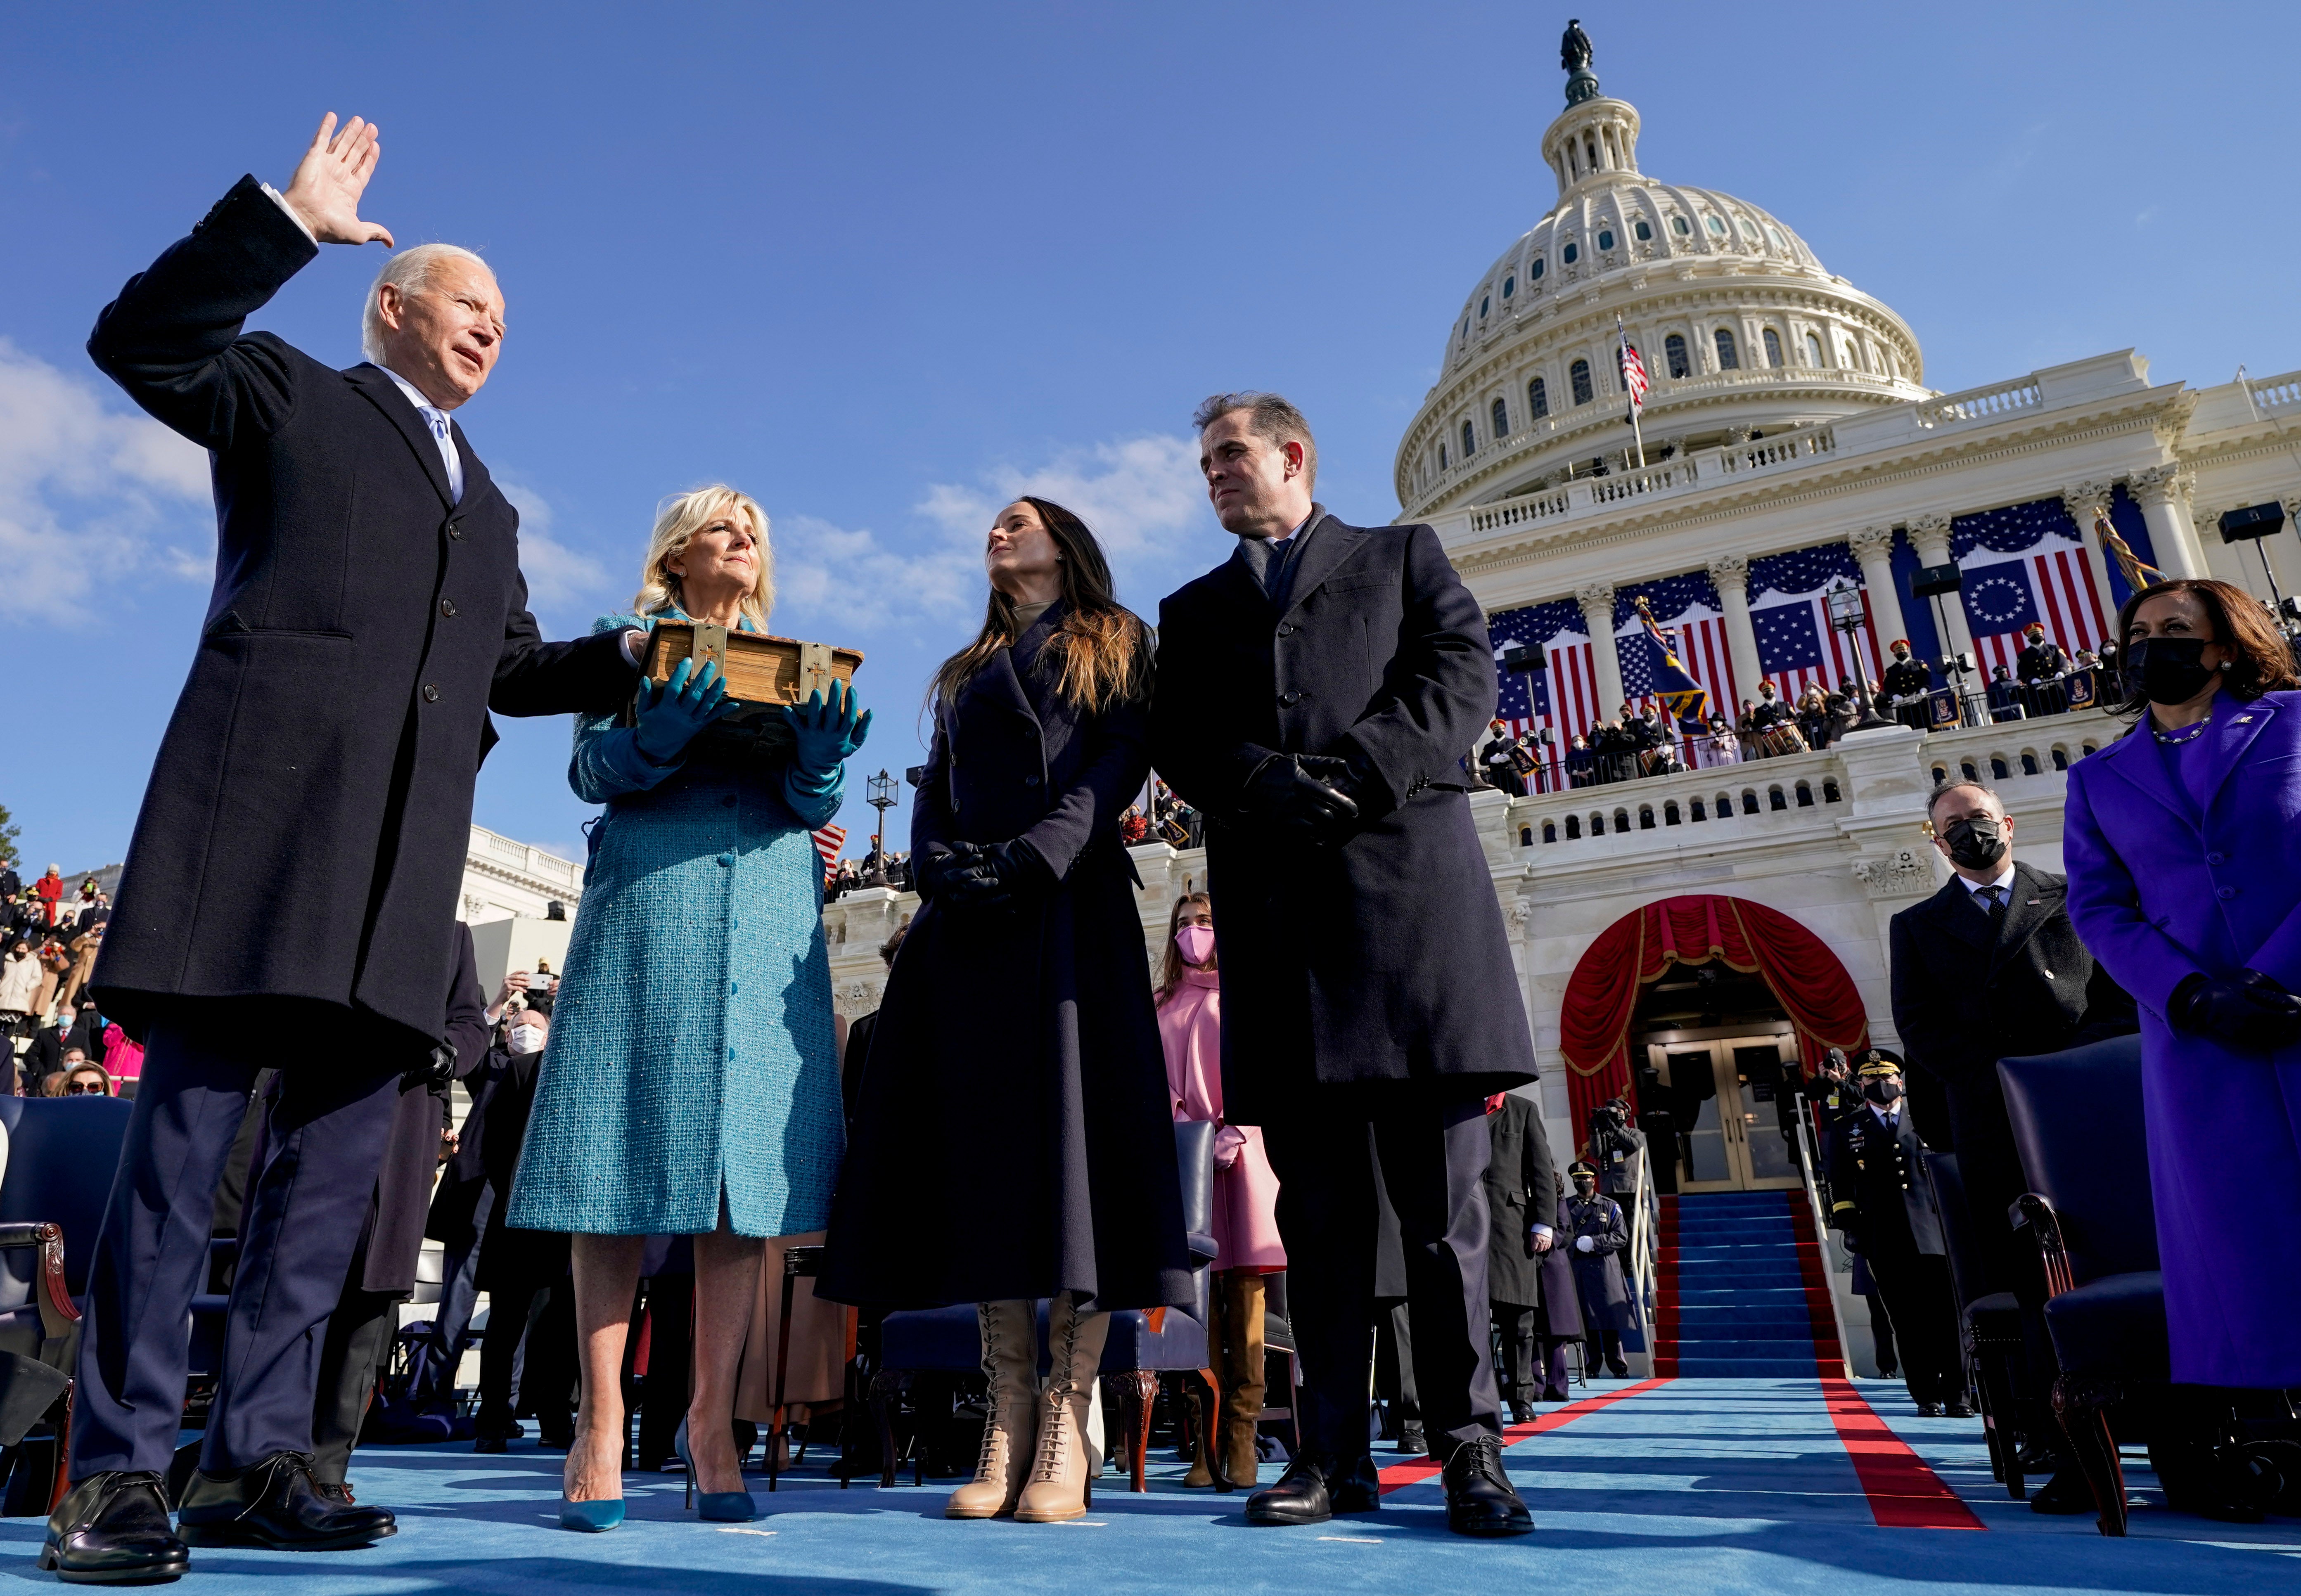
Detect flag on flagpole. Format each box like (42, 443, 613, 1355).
(1629, 595, 1711, 730)
(2095, 508, 2164, 592)
(1619, 337, 1648, 408)
(812, 824, 846, 886)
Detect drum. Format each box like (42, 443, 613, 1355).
(1756, 725, 1808, 759)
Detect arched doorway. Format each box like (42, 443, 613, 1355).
(1557, 895, 1870, 1193)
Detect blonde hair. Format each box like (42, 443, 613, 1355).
(633, 485, 775, 628)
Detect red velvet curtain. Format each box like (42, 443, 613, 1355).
(1556, 895, 1870, 1144)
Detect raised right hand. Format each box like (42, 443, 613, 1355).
(633, 657, 733, 763)
(280, 113, 395, 246)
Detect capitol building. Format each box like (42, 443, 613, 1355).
(819, 34, 2300, 1222)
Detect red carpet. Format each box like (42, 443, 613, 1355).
(1375, 1376, 1675, 1494)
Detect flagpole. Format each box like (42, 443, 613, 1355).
(1618, 314, 1647, 471)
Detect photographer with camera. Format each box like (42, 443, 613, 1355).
(1584, 1098, 1645, 1212)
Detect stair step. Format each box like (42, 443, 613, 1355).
(1669, 1357, 1819, 1377)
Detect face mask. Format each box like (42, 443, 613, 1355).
(1892, 648, 1909, 661)
(2123, 636, 2220, 706)
(1573, 1178, 1597, 1195)
(1941, 813, 2008, 871)
(1863, 1079, 1903, 1105)
(1174, 925, 1216, 966)
(506, 1024, 545, 1055)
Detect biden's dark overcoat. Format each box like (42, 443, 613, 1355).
(85, 176, 633, 1051)
(821, 603, 1192, 1312)
(1149, 514, 1536, 1123)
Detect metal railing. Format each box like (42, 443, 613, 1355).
(1625, 1144, 1659, 1347)
(1789, 1093, 1858, 1375)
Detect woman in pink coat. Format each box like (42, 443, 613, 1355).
(1156, 891, 1283, 1490)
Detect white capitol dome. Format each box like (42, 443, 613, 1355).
(1397, 39, 1931, 519)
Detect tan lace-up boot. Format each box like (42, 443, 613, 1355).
(945, 1300, 1039, 1518)
(1012, 1294, 1109, 1523)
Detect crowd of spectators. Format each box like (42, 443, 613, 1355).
(1, 857, 137, 1097)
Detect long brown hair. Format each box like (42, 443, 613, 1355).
(1155, 892, 1214, 1008)
(2109, 577, 2299, 719)
(929, 497, 1149, 715)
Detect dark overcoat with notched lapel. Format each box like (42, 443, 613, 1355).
(1149, 514, 1537, 1123)
(1481, 1092, 1560, 1309)
(820, 603, 1192, 1312)
(1889, 858, 2133, 1296)
(84, 176, 633, 1052)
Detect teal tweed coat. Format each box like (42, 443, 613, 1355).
(507, 613, 848, 1238)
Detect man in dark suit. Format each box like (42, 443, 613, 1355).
(1150, 391, 1535, 1537)
(1481, 1092, 1559, 1422)
(45, 116, 638, 1583)
(1889, 778, 2134, 1502)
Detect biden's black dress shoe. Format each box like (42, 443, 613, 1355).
(40, 1471, 189, 1585)
(1244, 1451, 1379, 1525)
(1944, 1399, 1975, 1419)
(1915, 1402, 1946, 1418)
(176, 1451, 396, 1550)
(1441, 1434, 1534, 1537)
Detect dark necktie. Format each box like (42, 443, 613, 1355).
(1236, 535, 1281, 598)
(1982, 885, 2008, 924)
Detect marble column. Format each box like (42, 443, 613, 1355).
(1707, 553, 1764, 703)
(1846, 524, 1908, 651)
(2059, 479, 2121, 625)
(1907, 512, 1976, 665)
(2130, 465, 2209, 579)
(1577, 582, 1626, 713)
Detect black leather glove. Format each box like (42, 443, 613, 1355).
(940, 838, 1055, 910)
(1244, 754, 1359, 843)
(2169, 969, 2301, 1050)
(917, 843, 993, 902)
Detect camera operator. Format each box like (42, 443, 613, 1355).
(1583, 1099, 1645, 1212)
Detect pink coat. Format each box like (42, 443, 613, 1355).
(102, 1022, 145, 1081)
(1158, 971, 1284, 1271)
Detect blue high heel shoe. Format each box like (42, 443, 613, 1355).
(558, 1496, 626, 1533)
(675, 1419, 758, 1523)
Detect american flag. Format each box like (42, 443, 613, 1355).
(812, 824, 846, 886)
(1950, 498, 2111, 674)
(1746, 542, 1883, 704)
(1490, 598, 1596, 784)
(1619, 339, 1648, 408)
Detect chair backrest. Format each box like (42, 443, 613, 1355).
(1920, 1151, 1986, 1316)
(1997, 1035, 2153, 1286)
(1173, 1120, 1215, 1250)
(0, 1095, 133, 1301)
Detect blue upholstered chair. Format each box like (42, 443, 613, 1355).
(1998, 1035, 2163, 1536)
(871, 1120, 1221, 1491)
(1921, 1151, 2028, 1498)
(0, 1094, 133, 1516)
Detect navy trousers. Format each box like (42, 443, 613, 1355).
(69, 1015, 402, 1478)
(1261, 1093, 1500, 1459)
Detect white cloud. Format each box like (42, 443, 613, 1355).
(773, 433, 1217, 634)
(0, 339, 213, 622)
(497, 478, 614, 620)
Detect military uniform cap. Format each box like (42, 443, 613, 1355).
(1855, 1047, 1905, 1080)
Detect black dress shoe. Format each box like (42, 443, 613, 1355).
(40, 1471, 189, 1585)
(1944, 1400, 1975, 1419)
(1397, 1421, 1427, 1457)
(177, 1452, 396, 1551)
(1328, 1453, 1381, 1513)
(1507, 1401, 1535, 1425)
(1916, 1402, 1946, 1418)
(2028, 1465, 2098, 1515)
(1246, 1451, 1337, 1526)
(1441, 1435, 1534, 1537)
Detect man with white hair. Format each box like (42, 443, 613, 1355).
(44, 116, 642, 1582)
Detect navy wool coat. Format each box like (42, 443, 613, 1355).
(2061, 689, 2301, 1388)
(821, 604, 1192, 1311)
(1149, 515, 1538, 1123)
(83, 178, 632, 1051)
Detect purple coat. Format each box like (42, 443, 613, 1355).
(2061, 689, 2301, 1388)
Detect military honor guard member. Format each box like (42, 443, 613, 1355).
(1561, 1163, 1633, 1378)
(1825, 1052, 1967, 1415)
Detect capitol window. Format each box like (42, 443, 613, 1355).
(1462, 419, 1476, 457)
(1671, 215, 1691, 237)
(1480, 296, 1489, 317)
(1439, 442, 1449, 469)
(1664, 333, 1689, 379)
(1502, 274, 1514, 298)
(1531, 257, 1547, 281)
(1806, 332, 1825, 367)
(1597, 228, 1615, 251)
(1763, 328, 1783, 368)
(1571, 358, 1593, 405)
(1562, 240, 1580, 264)
(1634, 218, 1652, 241)
(1714, 328, 1739, 369)
(1705, 214, 1727, 237)
(1738, 218, 1760, 243)
(1529, 376, 1550, 418)
(1765, 224, 1787, 251)
(1491, 398, 1509, 438)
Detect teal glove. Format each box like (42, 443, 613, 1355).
(782, 680, 871, 774)
(633, 657, 733, 763)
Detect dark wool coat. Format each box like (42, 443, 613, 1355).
(1536, 1192, 1584, 1339)
(1889, 859, 2134, 1294)
(472, 1040, 567, 1293)
(1563, 1193, 1633, 1337)
(85, 177, 633, 1052)
(1481, 1093, 1559, 1309)
(821, 605, 1192, 1312)
(1149, 516, 1537, 1124)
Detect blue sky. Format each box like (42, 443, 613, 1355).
(4, 1, 2296, 874)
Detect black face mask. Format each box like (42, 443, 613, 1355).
(1942, 813, 2008, 871)
(2123, 636, 2221, 706)
(1573, 1177, 1597, 1195)
(1863, 1079, 1903, 1105)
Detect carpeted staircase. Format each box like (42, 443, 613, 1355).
(1655, 1191, 1845, 1377)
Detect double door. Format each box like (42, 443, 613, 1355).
(1649, 1035, 1802, 1193)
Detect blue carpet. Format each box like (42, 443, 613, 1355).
(12, 1380, 2294, 1593)
(1663, 1193, 1827, 1378)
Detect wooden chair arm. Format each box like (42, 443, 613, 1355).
(2010, 1194, 2076, 1298)
(0, 1222, 81, 1342)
